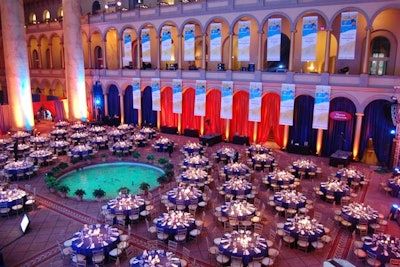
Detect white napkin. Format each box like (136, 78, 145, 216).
(371, 246, 378, 251)
(90, 243, 95, 249)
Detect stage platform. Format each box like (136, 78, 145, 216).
(329, 150, 352, 167)
(199, 133, 222, 147)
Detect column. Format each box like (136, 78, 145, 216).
(352, 113, 364, 160)
(253, 122, 258, 143)
(119, 37, 123, 69)
(37, 44, 42, 69)
(27, 45, 32, 68)
(156, 35, 161, 70)
(228, 33, 233, 70)
(362, 27, 371, 74)
(288, 30, 296, 72)
(323, 29, 331, 73)
(157, 111, 160, 129)
(60, 42, 65, 68)
(48, 43, 53, 69)
(316, 129, 323, 156)
(225, 119, 230, 141)
(257, 31, 263, 71)
(178, 34, 182, 70)
(119, 93, 125, 124)
(103, 93, 109, 116)
(137, 39, 141, 69)
(283, 125, 290, 148)
(202, 34, 206, 70)
(88, 40, 92, 69)
(0, 0, 34, 130)
(102, 39, 107, 68)
(63, 0, 88, 121)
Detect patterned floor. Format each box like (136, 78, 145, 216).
(0, 120, 399, 267)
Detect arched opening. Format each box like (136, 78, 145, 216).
(43, 10, 51, 23)
(369, 36, 390, 75)
(94, 46, 103, 69)
(32, 50, 39, 69)
(92, 1, 102, 15)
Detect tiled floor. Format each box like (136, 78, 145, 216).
(1, 120, 399, 267)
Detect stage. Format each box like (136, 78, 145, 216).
(199, 133, 222, 147)
(329, 150, 352, 167)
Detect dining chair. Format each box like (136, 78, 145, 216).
(108, 247, 123, 264)
(366, 250, 382, 267)
(70, 251, 86, 266)
(230, 255, 244, 267)
(205, 236, 219, 261)
(282, 229, 295, 248)
(180, 246, 190, 267)
(174, 228, 187, 243)
(0, 201, 11, 218)
(145, 218, 157, 238)
(156, 227, 169, 242)
(128, 207, 140, 224)
(215, 251, 230, 267)
(168, 240, 178, 252)
(11, 198, 24, 215)
(189, 224, 202, 242)
(297, 234, 310, 253)
(91, 248, 105, 266)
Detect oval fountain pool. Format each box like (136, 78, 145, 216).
(58, 162, 164, 200)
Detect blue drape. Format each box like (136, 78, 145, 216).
(142, 86, 157, 126)
(107, 85, 120, 117)
(289, 95, 317, 153)
(93, 83, 104, 117)
(124, 85, 138, 125)
(321, 97, 356, 156)
(359, 99, 395, 168)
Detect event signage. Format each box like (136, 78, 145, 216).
(338, 11, 358, 60)
(184, 24, 195, 61)
(172, 79, 182, 114)
(221, 81, 233, 119)
(312, 85, 331, 129)
(132, 78, 141, 110)
(329, 111, 352, 121)
(267, 18, 282, 61)
(151, 78, 161, 111)
(249, 82, 262, 122)
(194, 80, 206, 116)
(141, 29, 151, 63)
(123, 31, 132, 67)
(238, 21, 251, 61)
(161, 26, 172, 61)
(210, 23, 222, 62)
(279, 84, 295, 125)
(301, 16, 318, 62)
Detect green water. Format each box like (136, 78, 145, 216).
(58, 162, 164, 200)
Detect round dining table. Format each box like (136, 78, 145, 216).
(274, 189, 307, 209)
(0, 188, 27, 208)
(180, 167, 208, 184)
(319, 180, 350, 204)
(218, 230, 268, 266)
(166, 184, 203, 206)
(362, 234, 400, 266)
(130, 133, 147, 147)
(3, 160, 34, 178)
(341, 202, 379, 228)
(155, 210, 195, 239)
(219, 200, 256, 221)
(336, 168, 364, 185)
(223, 162, 250, 177)
(29, 149, 54, 165)
(140, 127, 156, 139)
(265, 169, 295, 186)
(182, 141, 203, 155)
(107, 194, 146, 216)
(71, 224, 120, 263)
(222, 177, 252, 197)
(247, 143, 272, 156)
(130, 249, 182, 267)
(283, 215, 325, 243)
(183, 155, 209, 168)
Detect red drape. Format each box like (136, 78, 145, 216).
(257, 93, 285, 148)
(230, 91, 254, 140)
(161, 87, 178, 127)
(205, 89, 226, 135)
(181, 88, 201, 133)
(32, 101, 56, 117)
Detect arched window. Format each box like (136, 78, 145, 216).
(45, 48, 51, 69)
(92, 1, 101, 15)
(32, 50, 39, 68)
(43, 10, 51, 23)
(94, 46, 103, 69)
(29, 13, 37, 24)
(369, 36, 390, 76)
(57, 7, 63, 21)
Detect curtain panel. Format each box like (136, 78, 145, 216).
(161, 87, 178, 127)
(181, 88, 201, 133)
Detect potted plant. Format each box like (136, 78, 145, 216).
(118, 187, 130, 195)
(164, 162, 174, 170)
(132, 151, 141, 161)
(157, 174, 169, 187)
(101, 153, 108, 162)
(158, 157, 168, 166)
(45, 176, 59, 193)
(93, 188, 106, 201)
(139, 182, 150, 196)
(74, 189, 86, 201)
(58, 185, 70, 198)
(146, 154, 155, 164)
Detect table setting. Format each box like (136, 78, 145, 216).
(247, 143, 272, 156)
(140, 127, 157, 139)
(362, 233, 400, 265)
(283, 214, 325, 242)
(251, 153, 275, 170)
(216, 146, 237, 162)
(218, 229, 268, 266)
(29, 136, 50, 149)
(292, 159, 317, 177)
(166, 184, 203, 206)
(54, 120, 70, 128)
(319, 179, 350, 203)
(181, 141, 203, 155)
(222, 177, 252, 197)
(0, 138, 12, 151)
(223, 162, 250, 177)
(107, 129, 125, 141)
(155, 210, 195, 238)
(88, 126, 106, 135)
(341, 202, 379, 226)
(3, 160, 34, 176)
(70, 144, 93, 157)
(130, 133, 147, 147)
(50, 128, 69, 139)
(218, 200, 256, 221)
(107, 194, 146, 216)
(11, 131, 31, 142)
(387, 176, 400, 197)
(71, 224, 120, 261)
(130, 249, 182, 267)
(153, 137, 173, 152)
(89, 136, 108, 149)
(70, 123, 86, 132)
(28, 149, 54, 165)
(182, 155, 209, 168)
(336, 168, 365, 184)
(49, 140, 70, 155)
(274, 189, 307, 209)
(264, 169, 295, 186)
(0, 187, 27, 208)
(180, 167, 208, 184)
(112, 141, 134, 154)
(70, 132, 89, 144)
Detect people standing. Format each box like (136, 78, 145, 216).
(13, 141, 18, 161)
